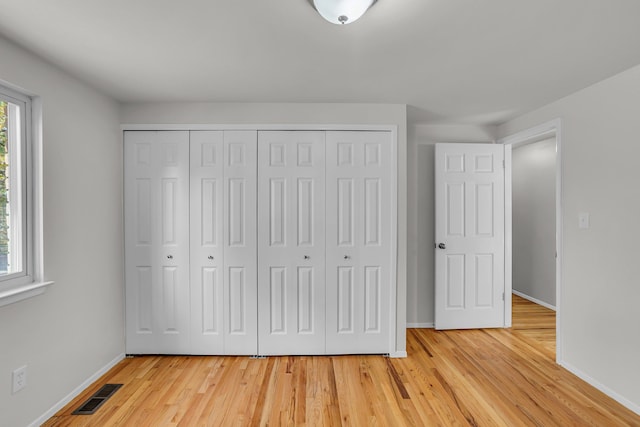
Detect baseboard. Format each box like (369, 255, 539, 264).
(512, 290, 556, 311)
(389, 351, 407, 358)
(29, 352, 126, 427)
(559, 360, 640, 416)
(406, 323, 434, 328)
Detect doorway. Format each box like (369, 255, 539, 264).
(501, 119, 562, 361)
(512, 137, 556, 309)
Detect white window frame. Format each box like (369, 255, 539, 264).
(0, 82, 52, 307)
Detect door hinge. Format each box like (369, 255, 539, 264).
(502, 160, 505, 169)
(502, 292, 505, 301)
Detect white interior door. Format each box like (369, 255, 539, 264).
(434, 143, 505, 330)
(325, 131, 392, 354)
(257, 131, 326, 355)
(223, 131, 258, 355)
(125, 131, 190, 354)
(190, 131, 225, 354)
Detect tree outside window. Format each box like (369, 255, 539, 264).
(0, 101, 8, 274)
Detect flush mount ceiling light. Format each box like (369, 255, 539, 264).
(310, 0, 377, 25)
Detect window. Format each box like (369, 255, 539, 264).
(0, 89, 27, 279)
(0, 82, 50, 306)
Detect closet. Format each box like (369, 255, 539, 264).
(124, 129, 395, 356)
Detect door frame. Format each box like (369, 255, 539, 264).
(498, 118, 563, 362)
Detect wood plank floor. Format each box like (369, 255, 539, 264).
(44, 296, 639, 426)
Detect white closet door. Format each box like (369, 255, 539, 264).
(223, 131, 258, 355)
(326, 131, 392, 354)
(190, 131, 225, 354)
(125, 131, 190, 354)
(258, 131, 326, 355)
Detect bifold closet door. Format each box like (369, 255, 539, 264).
(125, 129, 393, 356)
(257, 131, 326, 355)
(190, 130, 258, 355)
(125, 131, 190, 354)
(189, 131, 224, 354)
(326, 131, 392, 354)
(222, 131, 258, 354)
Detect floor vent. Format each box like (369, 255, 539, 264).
(72, 384, 123, 415)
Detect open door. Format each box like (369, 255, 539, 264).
(435, 143, 506, 330)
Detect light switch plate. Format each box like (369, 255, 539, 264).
(579, 212, 590, 229)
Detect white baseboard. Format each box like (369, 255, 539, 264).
(512, 290, 556, 311)
(29, 353, 126, 427)
(407, 323, 434, 328)
(559, 360, 640, 416)
(389, 351, 407, 358)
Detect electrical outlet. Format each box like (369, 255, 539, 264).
(12, 365, 27, 394)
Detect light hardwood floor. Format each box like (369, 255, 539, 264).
(44, 295, 639, 426)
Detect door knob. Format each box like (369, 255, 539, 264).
(344, 255, 351, 260)
(304, 255, 310, 260)
(167, 255, 174, 259)
(208, 255, 214, 260)
(438, 243, 446, 250)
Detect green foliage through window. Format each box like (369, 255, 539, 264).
(0, 101, 8, 258)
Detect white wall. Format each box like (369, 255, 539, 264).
(406, 124, 495, 326)
(499, 64, 640, 411)
(512, 138, 556, 306)
(0, 36, 123, 427)
(121, 102, 408, 353)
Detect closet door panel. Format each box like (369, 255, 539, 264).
(223, 131, 258, 355)
(190, 131, 225, 354)
(258, 131, 326, 355)
(125, 131, 190, 354)
(326, 131, 392, 354)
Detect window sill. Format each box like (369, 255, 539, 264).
(0, 281, 54, 308)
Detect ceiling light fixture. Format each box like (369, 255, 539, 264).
(310, 0, 377, 25)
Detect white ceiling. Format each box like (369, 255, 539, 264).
(1, 0, 640, 125)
